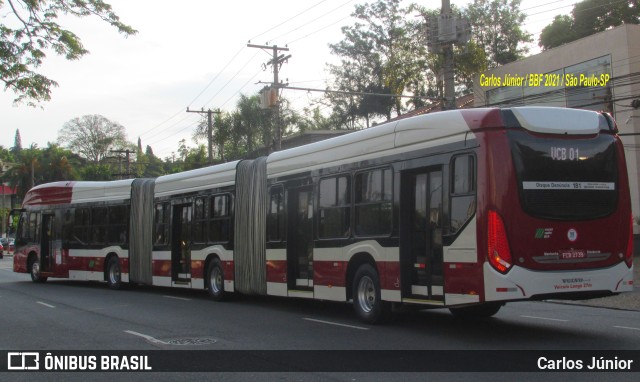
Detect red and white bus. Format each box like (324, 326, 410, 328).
(13, 107, 634, 323)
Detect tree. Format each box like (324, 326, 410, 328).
(3, 144, 40, 199)
(142, 145, 164, 178)
(40, 143, 77, 182)
(539, 15, 577, 50)
(80, 163, 112, 181)
(539, 0, 640, 50)
(328, 0, 422, 127)
(465, 0, 531, 67)
(12, 129, 22, 153)
(0, 0, 136, 105)
(57, 114, 128, 162)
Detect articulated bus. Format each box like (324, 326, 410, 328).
(13, 107, 634, 323)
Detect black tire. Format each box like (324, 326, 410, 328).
(206, 259, 226, 301)
(106, 257, 122, 290)
(29, 256, 47, 283)
(352, 263, 391, 324)
(449, 302, 503, 318)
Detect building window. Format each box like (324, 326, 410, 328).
(565, 55, 613, 112)
(318, 175, 350, 239)
(354, 168, 392, 236)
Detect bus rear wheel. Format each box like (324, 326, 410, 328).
(29, 257, 47, 283)
(449, 302, 503, 318)
(106, 257, 122, 290)
(206, 259, 226, 301)
(352, 264, 391, 324)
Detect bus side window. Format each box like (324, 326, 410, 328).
(108, 205, 128, 245)
(449, 155, 476, 234)
(318, 175, 351, 239)
(155, 203, 170, 245)
(29, 212, 40, 242)
(209, 194, 230, 243)
(62, 208, 74, 247)
(17, 212, 29, 242)
(268, 186, 285, 242)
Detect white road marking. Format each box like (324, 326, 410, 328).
(36, 301, 55, 308)
(521, 315, 568, 322)
(613, 326, 640, 331)
(124, 330, 168, 345)
(163, 295, 191, 301)
(303, 318, 369, 331)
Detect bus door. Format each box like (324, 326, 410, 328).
(171, 204, 192, 283)
(40, 213, 56, 273)
(286, 185, 314, 292)
(401, 169, 444, 301)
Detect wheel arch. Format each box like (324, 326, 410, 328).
(203, 253, 222, 290)
(103, 252, 120, 282)
(346, 252, 377, 301)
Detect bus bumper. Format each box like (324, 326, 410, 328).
(483, 262, 634, 302)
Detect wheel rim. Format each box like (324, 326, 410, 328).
(357, 275, 376, 313)
(210, 266, 223, 295)
(109, 261, 120, 284)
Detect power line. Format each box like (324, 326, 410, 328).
(249, 0, 329, 43)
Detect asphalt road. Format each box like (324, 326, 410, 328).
(1, 255, 639, 381)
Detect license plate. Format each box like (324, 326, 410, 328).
(560, 249, 586, 260)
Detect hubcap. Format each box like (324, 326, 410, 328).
(357, 276, 376, 313)
(210, 267, 223, 294)
(31, 261, 40, 278)
(109, 262, 120, 284)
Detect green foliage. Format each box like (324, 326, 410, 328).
(79, 163, 112, 181)
(539, 15, 578, 50)
(0, 0, 136, 105)
(465, 0, 532, 67)
(539, 0, 640, 50)
(328, 0, 422, 128)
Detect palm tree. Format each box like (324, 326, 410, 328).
(4, 145, 40, 200)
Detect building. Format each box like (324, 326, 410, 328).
(474, 24, 640, 228)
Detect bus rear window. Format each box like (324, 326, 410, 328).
(509, 131, 618, 220)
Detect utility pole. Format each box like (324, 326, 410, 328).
(247, 43, 291, 152)
(110, 149, 133, 179)
(426, 0, 471, 111)
(442, 0, 455, 111)
(187, 107, 221, 164)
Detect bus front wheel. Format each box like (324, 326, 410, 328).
(352, 264, 391, 324)
(29, 257, 47, 283)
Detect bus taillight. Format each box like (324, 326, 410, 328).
(488, 210, 512, 274)
(626, 215, 634, 268)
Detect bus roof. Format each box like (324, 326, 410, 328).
(23, 179, 135, 206)
(266, 109, 476, 177)
(154, 160, 240, 197)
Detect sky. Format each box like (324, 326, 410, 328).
(0, 0, 574, 160)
